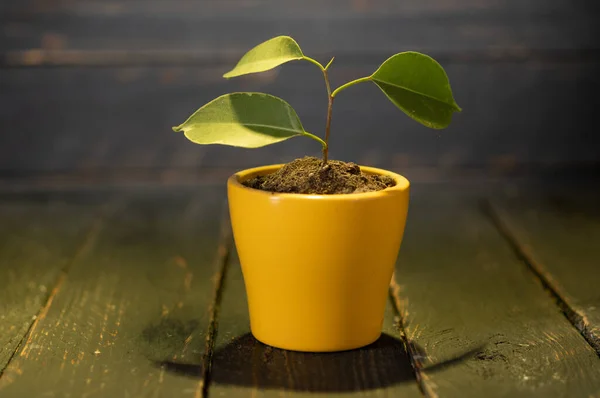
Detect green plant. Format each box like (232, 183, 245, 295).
(173, 36, 461, 164)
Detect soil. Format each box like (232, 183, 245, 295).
(243, 156, 396, 194)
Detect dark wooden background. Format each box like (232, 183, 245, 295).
(1, 0, 599, 184)
(2, 3, 600, 396)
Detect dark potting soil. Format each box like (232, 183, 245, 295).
(243, 156, 396, 194)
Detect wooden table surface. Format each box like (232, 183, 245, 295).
(0, 182, 599, 398)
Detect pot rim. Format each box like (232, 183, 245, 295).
(228, 164, 409, 200)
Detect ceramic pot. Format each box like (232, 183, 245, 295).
(227, 164, 409, 352)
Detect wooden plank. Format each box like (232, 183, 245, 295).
(488, 193, 600, 353)
(6, 48, 598, 68)
(0, 61, 598, 175)
(0, 192, 107, 371)
(2, 0, 589, 19)
(208, 250, 423, 397)
(1, 0, 596, 53)
(390, 191, 600, 397)
(0, 187, 227, 397)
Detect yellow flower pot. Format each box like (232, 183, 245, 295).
(227, 164, 410, 352)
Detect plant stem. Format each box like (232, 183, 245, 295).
(322, 68, 332, 98)
(331, 76, 372, 98)
(323, 68, 334, 164)
(302, 131, 327, 148)
(322, 77, 371, 163)
(304, 56, 335, 164)
(305, 57, 372, 164)
(303, 56, 325, 71)
(324, 56, 335, 71)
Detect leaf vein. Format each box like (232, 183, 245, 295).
(372, 78, 460, 111)
(186, 122, 303, 135)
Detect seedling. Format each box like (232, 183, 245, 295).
(173, 36, 461, 164)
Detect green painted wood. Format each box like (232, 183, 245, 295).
(0, 187, 227, 397)
(0, 192, 106, 372)
(390, 192, 600, 397)
(488, 193, 600, 353)
(209, 250, 423, 397)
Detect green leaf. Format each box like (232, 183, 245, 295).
(371, 52, 461, 129)
(223, 36, 305, 78)
(172, 92, 309, 148)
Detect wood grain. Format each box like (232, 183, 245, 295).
(0, 0, 598, 181)
(1, 0, 597, 53)
(207, 250, 423, 397)
(487, 193, 600, 354)
(390, 191, 600, 397)
(6, 48, 599, 68)
(0, 61, 598, 175)
(0, 187, 227, 397)
(0, 192, 107, 372)
(2, 0, 591, 19)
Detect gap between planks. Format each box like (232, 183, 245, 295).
(202, 212, 427, 397)
(0, 196, 122, 380)
(199, 205, 234, 398)
(389, 277, 433, 398)
(482, 199, 600, 357)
